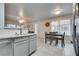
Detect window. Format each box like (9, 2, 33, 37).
(60, 20, 71, 35)
(51, 21, 59, 32)
(51, 20, 71, 36)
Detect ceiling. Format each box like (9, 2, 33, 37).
(5, 3, 73, 22)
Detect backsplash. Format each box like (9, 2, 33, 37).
(0, 29, 28, 36)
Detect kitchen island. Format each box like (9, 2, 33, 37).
(0, 33, 37, 56)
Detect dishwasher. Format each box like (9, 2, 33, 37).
(13, 37, 29, 56)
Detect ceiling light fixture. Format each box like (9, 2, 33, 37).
(18, 8, 25, 24)
(19, 19, 24, 24)
(55, 10, 61, 15)
(51, 8, 63, 15)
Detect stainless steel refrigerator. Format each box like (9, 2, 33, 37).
(72, 3, 79, 56)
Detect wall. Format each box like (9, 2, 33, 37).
(0, 3, 4, 28)
(29, 19, 51, 39)
(34, 20, 51, 39)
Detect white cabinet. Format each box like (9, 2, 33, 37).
(29, 35, 37, 54)
(0, 34, 37, 56)
(14, 40, 29, 56)
(0, 40, 13, 56)
(13, 35, 36, 56)
(29, 39, 36, 54)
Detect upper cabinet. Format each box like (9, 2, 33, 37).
(0, 3, 4, 28)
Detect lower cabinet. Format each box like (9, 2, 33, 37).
(0, 40, 13, 56)
(13, 35, 37, 56)
(0, 34, 37, 56)
(14, 40, 29, 56)
(29, 38, 36, 54)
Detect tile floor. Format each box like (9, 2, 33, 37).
(32, 36, 76, 56)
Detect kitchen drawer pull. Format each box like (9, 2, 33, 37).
(0, 40, 11, 45)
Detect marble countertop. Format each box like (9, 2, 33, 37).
(0, 33, 36, 40)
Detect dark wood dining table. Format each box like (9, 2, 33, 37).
(45, 32, 65, 47)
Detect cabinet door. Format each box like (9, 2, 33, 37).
(29, 39, 36, 54)
(0, 42, 13, 56)
(14, 40, 29, 56)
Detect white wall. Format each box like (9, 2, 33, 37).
(0, 3, 4, 28)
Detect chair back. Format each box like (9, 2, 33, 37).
(45, 32, 51, 39)
(63, 32, 65, 39)
(50, 32, 58, 34)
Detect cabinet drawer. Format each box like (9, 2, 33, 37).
(14, 40, 28, 46)
(29, 35, 36, 39)
(0, 40, 11, 45)
(14, 37, 28, 43)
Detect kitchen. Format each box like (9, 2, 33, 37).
(0, 3, 76, 56)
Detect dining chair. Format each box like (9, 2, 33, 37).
(54, 32, 65, 47)
(45, 32, 52, 45)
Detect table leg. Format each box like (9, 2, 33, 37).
(45, 38, 47, 44)
(50, 39, 53, 45)
(61, 39, 65, 47)
(55, 39, 58, 46)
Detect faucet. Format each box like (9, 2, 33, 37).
(19, 24, 22, 35)
(20, 27, 22, 35)
(19, 19, 24, 35)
